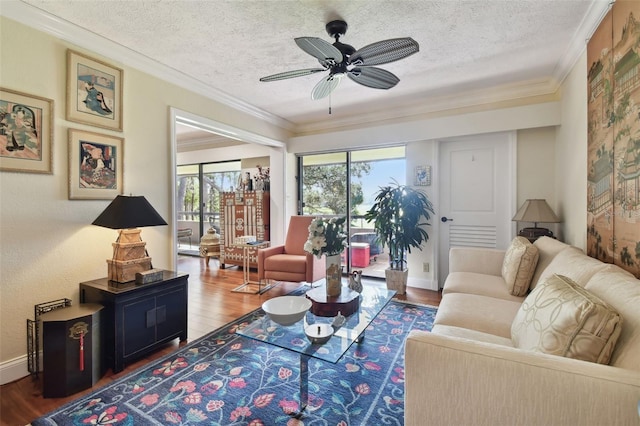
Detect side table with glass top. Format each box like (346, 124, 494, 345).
(231, 241, 272, 294)
(236, 282, 396, 417)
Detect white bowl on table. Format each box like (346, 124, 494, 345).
(262, 296, 312, 326)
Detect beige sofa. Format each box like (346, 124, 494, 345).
(405, 237, 640, 426)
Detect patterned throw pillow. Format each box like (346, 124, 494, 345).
(511, 274, 622, 364)
(502, 236, 539, 296)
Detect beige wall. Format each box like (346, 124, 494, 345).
(0, 18, 289, 382)
(556, 51, 588, 249)
(516, 127, 559, 236)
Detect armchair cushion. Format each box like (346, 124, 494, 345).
(284, 216, 312, 255)
(264, 253, 308, 274)
(501, 236, 539, 296)
(511, 274, 622, 364)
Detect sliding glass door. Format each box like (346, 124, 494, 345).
(299, 147, 406, 278)
(176, 161, 240, 255)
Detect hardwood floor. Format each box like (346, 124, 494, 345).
(0, 256, 441, 425)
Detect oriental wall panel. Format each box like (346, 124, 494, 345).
(587, 0, 640, 278)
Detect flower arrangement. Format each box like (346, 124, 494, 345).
(256, 165, 270, 181)
(304, 216, 348, 258)
(255, 165, 270, 191)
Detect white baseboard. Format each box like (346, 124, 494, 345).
(0, 354, 30, 385)
(407, 277, 438, 291)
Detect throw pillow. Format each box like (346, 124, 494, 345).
(501, 236, 539, 296)
(511, 274, 622, 364)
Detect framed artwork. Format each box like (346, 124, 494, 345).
(68, 128, 123, 200)
(66, 50, 123, 131)
(0, 88, 54, 174)
(415, 165, 431, 186)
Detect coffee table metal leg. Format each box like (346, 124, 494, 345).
(258, 278, 277, 294)
(300, 354, 309, 412)
(290, 353, 309, 418)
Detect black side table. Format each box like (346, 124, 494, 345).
(79, 270, 189, 373)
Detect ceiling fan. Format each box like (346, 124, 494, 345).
(259, 20, 419, 100)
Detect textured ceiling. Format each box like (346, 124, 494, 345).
(14, 0, 607, 132)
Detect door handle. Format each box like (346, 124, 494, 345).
(441, 217, 453, 222)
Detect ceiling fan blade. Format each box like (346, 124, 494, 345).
(311, 74, 342, 100)
(347, 67, 400, 89)
(349, 37, 419, 66)
(259, 68, 326, 82)
(295, 37, 343, 65)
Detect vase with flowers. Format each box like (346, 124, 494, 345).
(304, 216, 348, 297)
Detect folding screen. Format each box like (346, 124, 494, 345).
(587, 0, 640, 278)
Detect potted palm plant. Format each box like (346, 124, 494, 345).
(364, 180, 435, 294)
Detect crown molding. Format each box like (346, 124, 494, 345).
(552, 0, 611, 86)
(295, 77, 560, 135)
(0, 1, 295, 132)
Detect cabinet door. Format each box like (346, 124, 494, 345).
(156, 286, 187, 341)
(122, 297, 156, 357)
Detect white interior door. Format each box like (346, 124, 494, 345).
(438, 132, 515, 288)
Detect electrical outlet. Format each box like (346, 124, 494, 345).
(423, 262, 429, 273)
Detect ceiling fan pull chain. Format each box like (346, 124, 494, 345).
(329, 92, 332, 115)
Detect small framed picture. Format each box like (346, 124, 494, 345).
(0, 88, 54, 174)
(66, 50, 123, 131)
(68, 129, 123, 200)
(415, 165, 431, 186)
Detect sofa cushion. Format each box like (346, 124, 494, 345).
(585, 267, 640, 371)
(443, 272, 526, 302)
(434, 293, 522, 338)
(502, 237, 539, 296)
(511, 274, 622, 364)
(534, 246, 609, 289)
(530, 237, 569, 289)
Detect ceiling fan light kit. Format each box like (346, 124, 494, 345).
(259, 20, 419, 101)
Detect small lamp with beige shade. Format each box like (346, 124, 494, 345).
(512, 199, 561, 242)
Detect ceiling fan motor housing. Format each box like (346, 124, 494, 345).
(326, 20, 348, 38)
(326, 20, 355, 59)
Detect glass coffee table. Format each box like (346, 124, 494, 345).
(236, 282, 396, 417)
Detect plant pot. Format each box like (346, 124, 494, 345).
(385, 268, 408, 295)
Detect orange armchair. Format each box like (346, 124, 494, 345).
(258, 216, 326, 285)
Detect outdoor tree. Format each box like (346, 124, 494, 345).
(177, 171, 240, 223)
(302, 162, 371, 215)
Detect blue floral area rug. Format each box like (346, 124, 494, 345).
(32, 298, 436, 426)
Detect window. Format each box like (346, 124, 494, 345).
(176, 161, 240, 255)
(298, 146, 406, 278)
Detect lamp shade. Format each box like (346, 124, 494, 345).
(512, 199, 560, 224)
(92, 195, 167, 229)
